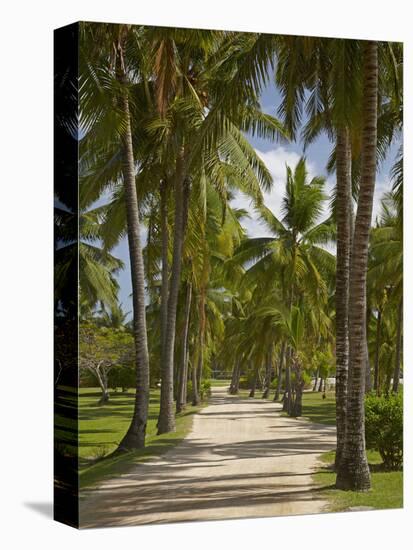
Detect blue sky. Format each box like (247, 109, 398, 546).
(112, 79, 400, 318)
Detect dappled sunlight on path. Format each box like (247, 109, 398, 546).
(80, 387, 336, 528)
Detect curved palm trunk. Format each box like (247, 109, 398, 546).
(336, 41, 378, 491)
(392, 299, 403, 393)
(176, 281, 192, 413)
(158, 151, 189, 434)
(117, 90, 150, 451)
(334, 125, 351, 469)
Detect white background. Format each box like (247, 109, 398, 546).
(0, 0, 411, 547)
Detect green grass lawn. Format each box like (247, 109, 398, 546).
(210, 379, 231, 387)
(301, 390, 336, 425)
(314, 449, 403, 511)
(55, 387, 204, 489)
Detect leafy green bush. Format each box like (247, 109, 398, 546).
(108, 365, 135, 392)
(365, 393, 403, 470)
(200, 380, 212, 399)
(270, 377, 279, 390)
(238, 376, 249, 389)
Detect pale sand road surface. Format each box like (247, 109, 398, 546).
(80, 387, 336, 528)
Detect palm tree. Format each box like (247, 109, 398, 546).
(368, 192, 403, 393)
(147, 30, 288, 433)
(275, 36, 362, 467)
(79, 23, 151, 450)
(233, 158, 334, 413)
(55, 205, 124, 317)
(336, 41, 379, 491)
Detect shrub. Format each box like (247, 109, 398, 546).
(200, 380, 212, 400)
(365, 393, 403, 470)
(186, 380, 193, 401)
(238, 376, 249, 389)
(270, 377, 278, 390)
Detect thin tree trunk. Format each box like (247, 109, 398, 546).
(197, 288, 206, 391)
(91, 366, 110, 405)
(117, 75, 150, 451)
(334, 125, 351, 470)
(313, 368, 319, 392)
(274, 341, 285, 401)
(364, 325, 372, 393)
(392, 299, 403, 393)
(158, 150, 188, 434)
(336, 41, 378, 491)
(373, 309, 382, 393)
(229, 361, 240, 394)
(192, 347, 200, 405)
(160, 180, 169, 360)
(249, 362, 258, 398)
(283, 349, 292, 412)
(262, 349, 273, 398)
(176, 281, 192, 413)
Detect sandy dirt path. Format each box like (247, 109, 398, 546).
(80, 386, 336, 528)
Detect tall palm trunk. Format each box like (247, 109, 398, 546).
(336, 41, 378, 491)
(249, 363, 258, 398)
(192, 345, 201, 405)
(392, 299, 403, 393)
(262, 349, 272, 398)
(229, 360, 240, 395)
(373, 309, 382, 393)
(282, 348, 292, 413)
(176, 281, 192, 413)
(117, 83, 150, 451)
(274, 341, 285, 401)
(158, 150, 187, 434)
(313, 368, 319, 392)
(334, 125, 352, 470)
(365, 324, 372, 393)
(197, 289, 206, 390)
(160, 180, 169, 357)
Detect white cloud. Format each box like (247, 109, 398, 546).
(372, 179, 391, 223)
(231, 146, 392, 239)
(231, 146, 322, 237)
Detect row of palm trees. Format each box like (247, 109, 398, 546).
(73, 24, 403, 493)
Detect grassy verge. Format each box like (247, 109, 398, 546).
(55, 387, 205, 489)
(301, 391, 336, 425)
(314, 449, 403, 511)
(210, 379, 231, 387)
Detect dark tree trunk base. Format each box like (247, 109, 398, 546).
(336, 459, 371, 491)
(117, 428, 146, 451)
(157, 410, 176, 435)
(98, 393, 110, 406)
